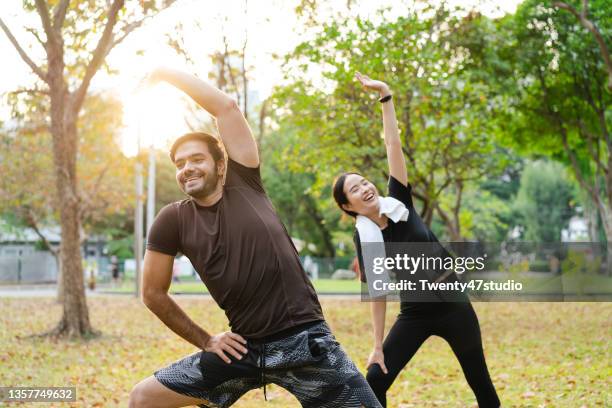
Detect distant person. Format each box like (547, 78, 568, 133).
(128, 67, 381, 408)
(332, 73, 500, 407)
(110, 255, 120, 287)
(172, 258, 181, 282)
(351, 256, 361, 280)
(87, 263, 96, 291)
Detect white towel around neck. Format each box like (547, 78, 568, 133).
(356, 196, 409, 298)
(355, 196, 409, 243)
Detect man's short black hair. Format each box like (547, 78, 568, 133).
(169, 132, 225, 164)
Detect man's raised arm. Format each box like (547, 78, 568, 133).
(147, 67, 259, 168)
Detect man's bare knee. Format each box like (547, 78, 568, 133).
(130, 377, 166, 408)
(128, 382, 147, 408)
(128, 376, 207, 408)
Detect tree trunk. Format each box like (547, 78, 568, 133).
(598, 205, 612, 276)
(584, 202, 599, 243)
(434, 201, 464, 242)
(450, 182, 464, 242)
(447, 224, 463, 242)
(48, 83, 94, 336)
(0, 0, 173, 339)
(438, 208, 463, 241)
(55, 254, 63, 303)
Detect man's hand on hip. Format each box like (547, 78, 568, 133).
(204, 332, 248, 364)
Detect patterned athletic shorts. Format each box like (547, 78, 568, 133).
(154, 321, 382, 408)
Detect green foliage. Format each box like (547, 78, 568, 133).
(0, 94, 135, 238)
(492, 0, 611, 245)
(514, 160, 575, 242)
(261, 128, 339, 256)
(269, 4, 509, 241)
(562, 249, 602, 275)
(78, 94, 136, 230)
(463, 152, 525, 242)
(20, 0, 176, 88)
(529, 259, 551, 273)
(2, 0, 176, 241)
(457, 186, 512, 242)
(502, 0, 610, 156)
(561, 249, 603, 294)
(103, 228, 134, 259)
(479, 153, 524, 201)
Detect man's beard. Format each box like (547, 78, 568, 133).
(181, 171, 220, 199)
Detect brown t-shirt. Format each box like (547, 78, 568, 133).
(147, 159, 324, 338)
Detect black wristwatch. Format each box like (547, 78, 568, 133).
(378, 94, 392, 103)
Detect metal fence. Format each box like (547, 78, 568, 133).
(0, 251, 58, 283)
(301, 256, 354, 279)
(0, 249, 112, 284)
(0, 248, 356, 284)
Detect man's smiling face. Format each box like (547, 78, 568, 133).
(174, 139, 223, 199)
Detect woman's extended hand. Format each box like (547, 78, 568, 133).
(355, 72, 390, 96)
(366, 347, 389, 374)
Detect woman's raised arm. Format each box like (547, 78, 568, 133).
(355, 72, 408, 186)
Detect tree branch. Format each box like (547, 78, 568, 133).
(79, 164, 111, 221)
(0, 18, 47, 82)
(536, 61, 608, 211)
(34, 0, 56, 46)
(25, 26, 45, 47)
(554, 1, 612, 91)
(553, 1, 582, 20)
(8, 88, 50, 96)
(453, 181, 463, 239)
(166, 22, 196, 66)
(223, 36, 241, 107)
(401, 92, 419, 172)
(71, 0, 125, 115)
(53, 0, 71, 30)
(409, 186, 426, 203)
(434, 177, 452, 198)
(434, 203, 453, 235)
(24, 208, 59, 257)
(112, 17, 150, 49)
(578, 121, 607, 175)
(561, 126, 599, 201)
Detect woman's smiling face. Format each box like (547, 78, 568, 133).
(342, 174, 380, 216)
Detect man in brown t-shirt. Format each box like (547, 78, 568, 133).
(127, 68, 381, 408)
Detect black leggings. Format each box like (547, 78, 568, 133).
(366, 302, 500, 407)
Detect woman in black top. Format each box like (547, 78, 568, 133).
(333, 73, 500, 407)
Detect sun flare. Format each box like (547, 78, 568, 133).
(120, 83, 192, 157)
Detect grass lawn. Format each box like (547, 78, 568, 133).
(102, 274, 612, 298)
(0, 298, 610, 407)
(103, 278, 363, 294)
